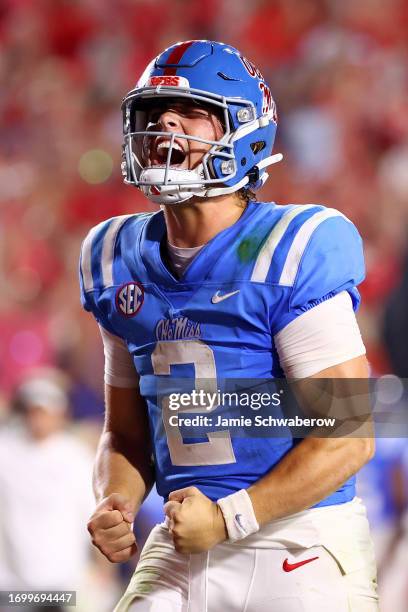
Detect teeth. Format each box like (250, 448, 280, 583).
(157, 141, 183, 152)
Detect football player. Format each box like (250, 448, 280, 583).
(81, 41, 378, 611)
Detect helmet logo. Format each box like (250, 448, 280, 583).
(239, 55, 264, 80)
(259, 82, 276, 119)
(116, 282, 144, 317)
(239, 55, 276, 119)
(147, 76, 190, 88)
(150, 186, 161, 195)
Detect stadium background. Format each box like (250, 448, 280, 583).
(0, 0, 407, 610)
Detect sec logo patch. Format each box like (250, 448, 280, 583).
(116, 282, 144, 317)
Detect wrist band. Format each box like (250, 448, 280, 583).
(217, 489, 259, 543)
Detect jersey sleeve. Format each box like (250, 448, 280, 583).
(273, 212, 365, 334)
(78, 220, 118, 336)
(79, 213, 149, 337)
(78, 248, 92, 313)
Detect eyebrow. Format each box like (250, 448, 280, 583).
(148, 101, 212, 115)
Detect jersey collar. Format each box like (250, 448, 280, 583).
(138, 203, 257, 288)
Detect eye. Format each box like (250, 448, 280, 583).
(147, 109, 162, 123)
(187, 108, 210, 119)
(146, 102, 212, 124)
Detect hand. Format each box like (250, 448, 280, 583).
(164, 486, 227, 554)
(87, 493, 137, 563)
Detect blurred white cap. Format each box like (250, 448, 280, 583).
(18, 377, 69, 413)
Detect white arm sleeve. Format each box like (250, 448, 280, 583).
(98, 325, 139, 388)
(274, 291, 366, 378)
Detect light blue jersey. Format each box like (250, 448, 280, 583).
(79, 202, 365, 504)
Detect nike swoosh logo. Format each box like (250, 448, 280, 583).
(211, 290, 240, 304)
(234, 513, 246, 532)
(282, 556, 319, 572)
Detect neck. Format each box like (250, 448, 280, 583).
(162, 193, 247, 248)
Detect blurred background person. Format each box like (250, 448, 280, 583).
(357, 435, 408, 611)
(0, 368, 119, 612)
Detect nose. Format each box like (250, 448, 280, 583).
(158, 109, 182, 130)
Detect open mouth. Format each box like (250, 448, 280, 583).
(153, 138, 187, 167)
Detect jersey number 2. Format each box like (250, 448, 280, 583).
(152, 340, 236, 466)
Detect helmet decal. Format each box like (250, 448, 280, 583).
(147, 76, 190, 88)
(239, 55, 265, 80)
(161, 40, 195, 75)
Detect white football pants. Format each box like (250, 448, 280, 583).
(114, 498, 378, 612)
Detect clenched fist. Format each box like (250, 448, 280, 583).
(164, 487, 227, 554)
(87, 493, 137, 563)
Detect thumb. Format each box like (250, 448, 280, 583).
(103, 493, 135, 523)
(163, 500, 182, 520)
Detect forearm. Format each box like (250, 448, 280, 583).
(248, 436, 373, 525)
(93, 430, 155, 510)
(247, 356, 373, 525)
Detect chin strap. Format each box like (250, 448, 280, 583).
(138, 164, 206, 204)
(257, 153, 284, 171)
(249, 153, 284, 191)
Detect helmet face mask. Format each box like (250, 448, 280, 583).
(121, 41, 282, 204)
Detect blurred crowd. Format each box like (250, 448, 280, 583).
(1, 0, 408, 610)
